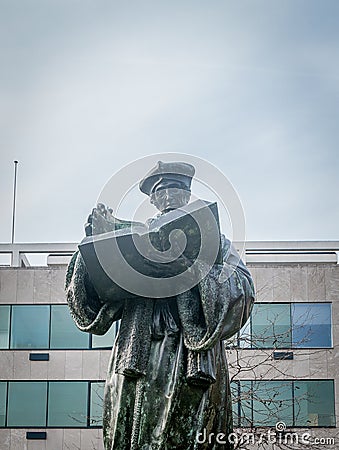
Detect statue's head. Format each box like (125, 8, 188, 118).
(139, 161, 195, 213)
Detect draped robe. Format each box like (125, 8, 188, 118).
(66, 235, 254, 450)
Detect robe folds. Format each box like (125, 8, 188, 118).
(66, 235, 255, 450)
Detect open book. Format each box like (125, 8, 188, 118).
(79, 200, 222, 300)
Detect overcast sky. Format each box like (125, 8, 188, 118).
(1, 0, 338, 247)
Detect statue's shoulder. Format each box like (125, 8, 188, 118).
(220, 234, 230, 248)
(220, 235, 232, 258)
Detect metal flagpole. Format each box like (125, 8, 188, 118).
(11, 160, 19, 244)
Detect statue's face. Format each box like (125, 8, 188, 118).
(151, 185, 191, 213)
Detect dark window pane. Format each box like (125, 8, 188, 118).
(90, 382, 105, 426)
(252, 381, 293, 426)
(0, 306, 10, 348)
(292, 303, 332, 348)
(7, 382, 47, 427)
(48, 382, 88, 427)
(0, 382, 7, 426)
(50, 305, 89, 349)
(252, 303, 291, 348)
(239, 381, 253, 427)
(92, 323, 117, 349)
(231, 382, 241, 427)
(238, 318, 251, 348)
(294, 380, 335, 427)
(10, 305, 49, 349)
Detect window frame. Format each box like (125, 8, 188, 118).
(0, 305, 117, 351)
(291, 303, 333, 349)
(0, 380, 106, 429)
(250, 302, 292, 349)
(232, 379, 336, 428)
(10, 305, 50, 350)
(237, 302, 333, 350)
(0, 305, 10, 349)
(6, 381, 48, 428)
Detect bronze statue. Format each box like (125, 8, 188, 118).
(66, 161, 255, 450)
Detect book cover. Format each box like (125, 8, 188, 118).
(79, 200, 222, 300)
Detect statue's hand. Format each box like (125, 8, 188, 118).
(84, 203, 116, 236)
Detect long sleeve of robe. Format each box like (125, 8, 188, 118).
(66, 235, 254, 450)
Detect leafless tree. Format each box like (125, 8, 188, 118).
(226, 285, 338, 450)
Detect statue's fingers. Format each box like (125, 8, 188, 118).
(97, 203, 107, 217)
(84, 223, 93, 236)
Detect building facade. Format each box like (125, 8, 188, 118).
(0, 241, 338, 449)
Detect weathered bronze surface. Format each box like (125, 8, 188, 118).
(66, 162, 255, 450)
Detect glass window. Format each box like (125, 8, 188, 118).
(10, 305, 49, 349)
(251, 303, 291, 348)
(50, 305, 89, 349)
(237, 380, 336, 428)
(0, 306, 10, 349)
(230, 382, 240, 427)
(252, 381, 293, 426)
(238, 381, 253, 427)
(90, 382, 105, 427)
(294, 380, 335, 427)
(92, 323, 117, 349)
(48, 382, 88, 427)
(238, 318, 251, 348)
(7, 382, 47, 427)
(0, 382, 7, 426)
(292, 303, 332, 348)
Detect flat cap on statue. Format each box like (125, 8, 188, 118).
(139, 161, 195, 196)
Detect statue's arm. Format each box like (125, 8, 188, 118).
(217, 235, 255, 339)
(65, 251, 124, 335)
(85, 202, 143, 236)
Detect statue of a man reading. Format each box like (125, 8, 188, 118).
(66, 161, 255, 450)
